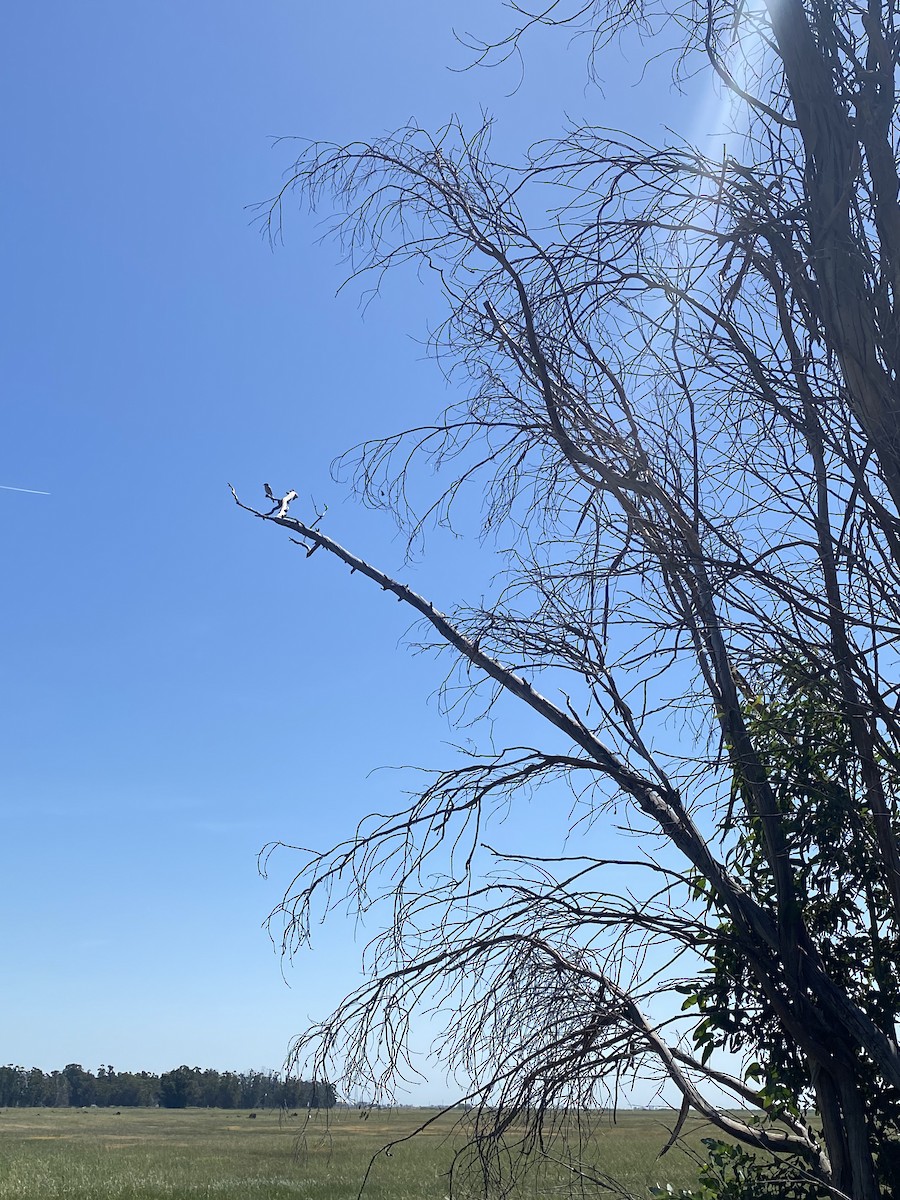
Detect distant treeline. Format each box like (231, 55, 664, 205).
(0, 1064, 335, 1110)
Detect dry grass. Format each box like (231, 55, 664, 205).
(0, 1105, 712, 1198)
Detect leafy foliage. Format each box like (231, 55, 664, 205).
(653, 1138, 826, 1200)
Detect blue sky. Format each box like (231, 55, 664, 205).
(2, 3, 718, 1099)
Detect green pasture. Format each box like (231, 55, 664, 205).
(0, 1105, 715, 1199)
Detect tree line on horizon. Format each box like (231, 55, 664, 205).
(0, 1063, 335, 1110)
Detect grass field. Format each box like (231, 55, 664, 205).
(0, 1105, 716, 1199)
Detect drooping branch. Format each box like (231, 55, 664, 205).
(235, 485, 900, 1100)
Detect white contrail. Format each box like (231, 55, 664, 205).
(0, 484, 51, 495)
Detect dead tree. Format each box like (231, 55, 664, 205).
(238, 3, 900, 1196)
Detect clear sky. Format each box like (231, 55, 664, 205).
(2, 3, 718, 1100)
